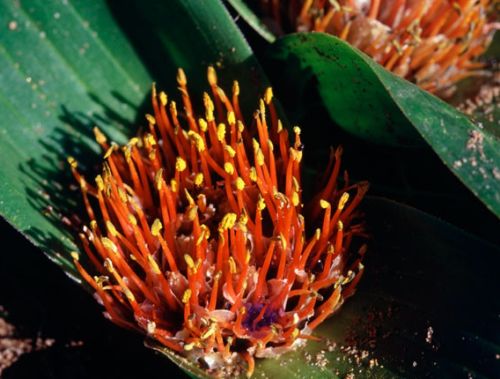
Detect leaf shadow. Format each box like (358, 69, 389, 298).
(18, 90, 150, 273)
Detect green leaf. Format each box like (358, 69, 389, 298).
(0, 0, 267, 277)
(265, 33, 500, 217)
(150, 197, 500, 378)
(264, 33, 421, 146)
(225, 0, 277, 43)
(448, 31, 500, 137)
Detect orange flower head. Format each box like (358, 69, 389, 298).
(263, 0, 499, 96)
(68, 68, 368, 377)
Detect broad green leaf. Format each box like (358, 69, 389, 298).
(264, 33, 421, 146)
(150, 197, 500, 378)
(265, 33, 500, 217)
(0, 0, 267, 278)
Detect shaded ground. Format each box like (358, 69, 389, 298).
(0, 218, 187, 379)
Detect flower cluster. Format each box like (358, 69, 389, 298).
(262, 0, 498, 96)
(69, 68, 367, 377)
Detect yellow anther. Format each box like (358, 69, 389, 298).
(123, 288, 136, 302)
(170, 101, 177, 117)
(90, 220, 98, 230)
(123, 145, 132, 162)
(194, 173, 204, 187)
(338, 192, 350, 210)
(228, 257, 237, 274)
(70, 251, 79, 261)
(217, 123, 226, 142)
(79, 177, 87, 191)
(264, 87, 273, 104)
(103, 258, 114, 272)
(187, 205, 198, 221)
(232, 80, 240, 96)
(279, 233, 287, 250)
(104, 146, 115, 159)
(252, 138, 260, 152)
(330, 0, 341, 11)
(291, 328, 300, 340)
(237, 120, 244, 133)
(117, 188, 127, 203)
(155, 169, 163, 190)
(225, 145, 236, 158)
(159, 91, 168, 106)
(67, 156, 77, 168)
(268, 140, 274, 151)
(201, 324, 217, 340)
(102, 237, 118, 253)
(145, 114, 156, 125)
(249, 167, 257, 182)
(184, 342, 195, 351)
(128, 214, 137, 226)
(239, 212, 248, 225)
(219, 212, 237, 231)
(315, 228, 321, 240)
(293, 313, 300, 324)
(292, 192, 300, 207)
(293, 126, 301, 135)
(196, 229, 207, 246)
(129, 137, 140, 146)
(106, 221, 118, 237)
(256, 149, 265, 166)
(182, 289, 192, 304)
(94, 275, 109, 289)
(188, 131, 205, 152)
(148, 254, 161, 275)
(235, 177, 245, 191)
(207, 66, 217, 86)
(198, 118, 208, 132)
(148, 151, 156, 161)
(200, 224, 210, 240)
(224, 162, 235, 175)
(277, 120, 283, 133)
(227, 111, 236, 125)
(203, 93, 214, 122)
(184, 254, 195, 269)
(175, 157, 187, 172)
(327, 244, 335, 255)
(170, 179, 178, 193)
(151, 219, 163, 237)
(320, 199, 331, 209)
(177, 68, 187, 86)
(338, 220, 344, 231)
(146, 133, 156, 146)
(257, 196, 266, 211)
(93, 127, 107, 145)
(184, 189, 195, 206)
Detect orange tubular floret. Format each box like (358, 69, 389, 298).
(267, 0, 499, 96)
(69, 67, 367, 376)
